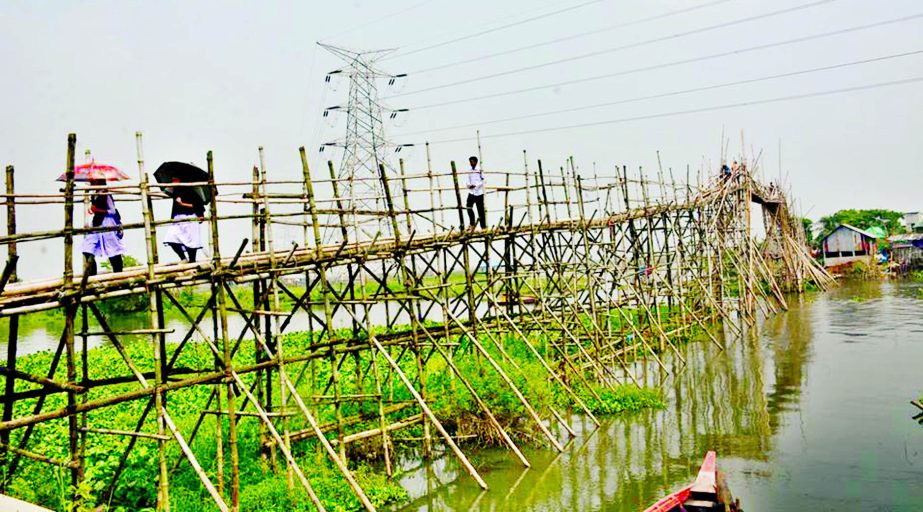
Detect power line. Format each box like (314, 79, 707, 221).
(425, 76, 923, 144)
(408, 0, 739, 75)
(390, 0, 839, 97)
(382, 0, 603, 61)
(400, 12, 923, 109)
(395, 49, 923, 135)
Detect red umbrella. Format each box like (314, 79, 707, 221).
(56, 161, 130, 182)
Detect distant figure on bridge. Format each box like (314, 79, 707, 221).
(731, 161, 740, 174)
(164, 177, 205, 262)
(721, 164, 731, 180)
(465, 156, 486, 231)
(81, 178, 126, 276)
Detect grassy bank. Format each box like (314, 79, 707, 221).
(0, 315, 668, 512)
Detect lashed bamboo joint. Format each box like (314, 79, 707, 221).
(0, 134, 832, 512)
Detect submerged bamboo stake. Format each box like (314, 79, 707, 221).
(211, 150, 241, 510)
(370, 336, 488, 490)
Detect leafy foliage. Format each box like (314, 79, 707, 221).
(579, 386, 664, 415)
(818, 209, 906, 237)
(1, 306, 675, 511)
(801, 218, 813, 245)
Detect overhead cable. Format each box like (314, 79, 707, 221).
(383, 0, 603, 61)
(402, 12, 923, 109)
(425, 76, 923, 143)
(390, 0, 840, 97)
(408, 0, 741, 74)
(395, 49, 923, 135)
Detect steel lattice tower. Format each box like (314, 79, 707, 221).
(320, 44, 406, 241)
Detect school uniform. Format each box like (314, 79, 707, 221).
(81, 194, 127, 259)
(163, 187, 204, 251)
(466, 165, 486, 229)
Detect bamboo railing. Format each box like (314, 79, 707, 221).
(0, 133, 833, 512)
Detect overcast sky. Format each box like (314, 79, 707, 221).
(1, 0, 922, 278)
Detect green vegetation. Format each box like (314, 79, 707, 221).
(801, 217, 814, 245)
(845, 259, 879, 279)
(818, 209, 906, 240)
(0, 310, 670, 511)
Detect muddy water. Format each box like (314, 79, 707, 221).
(395, 281, 923, 511)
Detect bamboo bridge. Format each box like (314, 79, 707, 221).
(0, 134, 832, 511)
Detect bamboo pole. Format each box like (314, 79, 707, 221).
(1, 165, 18, 483)
(0, 138, 831, 511)
(370, 336, 488, 490)
(210, 150, 241, 510)
(135, 132, 172, 511)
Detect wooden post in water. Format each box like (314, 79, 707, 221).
(1, 165, 18, 485)
(210, 150, 241, 510)
(135, 132, 170, 511)
(323, 160, 348, 465)
(62, 133, 84, 509)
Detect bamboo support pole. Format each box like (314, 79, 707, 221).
(1, 164, 18, 482)
(370, 336, 488, 490)
(0, 134, 830, 510)
(211, 150, 241, 510)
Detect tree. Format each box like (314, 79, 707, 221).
(817, 209, 906, 237)
(801, 217, 813, 245)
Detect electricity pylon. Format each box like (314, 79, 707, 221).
(319, 43, 408, 241)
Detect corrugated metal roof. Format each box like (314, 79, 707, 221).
(819, 223, 880, 242)
(889, 233, 923, 242)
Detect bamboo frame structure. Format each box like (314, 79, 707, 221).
(0, 133, 833, 511)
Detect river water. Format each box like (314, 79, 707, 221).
(2, 281, 921, 510)
(394, 281, 923, 511)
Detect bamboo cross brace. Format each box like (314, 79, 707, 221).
(440, 307, 565, 452)
(371, 336, 489, 489)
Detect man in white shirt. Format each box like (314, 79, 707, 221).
(465, 156, 486, 230)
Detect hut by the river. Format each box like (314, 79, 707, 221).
(818, 224, 881, 268)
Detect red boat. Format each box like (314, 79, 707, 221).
(643, 451, 741, 512)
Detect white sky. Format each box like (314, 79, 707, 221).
(1, 0, 922, 278)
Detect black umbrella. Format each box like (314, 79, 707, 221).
(153, 161, 212, 205)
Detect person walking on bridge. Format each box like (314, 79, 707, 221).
(465, 156, 486, 231)
(164, 177, 205, 262)
(81, 178, 126, 276)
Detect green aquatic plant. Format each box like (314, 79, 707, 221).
(0, 305, 677, 510)
(579, 385, 664, 415)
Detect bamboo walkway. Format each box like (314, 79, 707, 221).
(0, 134, 833, 511)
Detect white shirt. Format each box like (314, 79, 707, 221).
(466, 165, 485, 196)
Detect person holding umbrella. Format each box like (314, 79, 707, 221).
(155, 162, 210, 263)
(163, 177, 205, 262)
(57, 160, 131, 276)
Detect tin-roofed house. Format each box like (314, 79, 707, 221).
(889, 220, 923, 270)
(818, 224, 881, 268)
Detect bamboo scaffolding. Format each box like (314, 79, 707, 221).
(0, 133, 830, 511)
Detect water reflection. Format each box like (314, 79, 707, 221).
(396, 281, 923, 511)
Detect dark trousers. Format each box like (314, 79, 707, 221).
(466, 193, 486, 229)
(83, 253, 123, 276)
